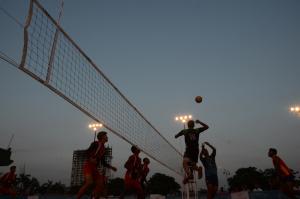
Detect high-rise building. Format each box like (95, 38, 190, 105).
(70, 146, 112, 187)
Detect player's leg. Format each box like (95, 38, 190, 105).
(283, 180, 295, 198)
(132, 179, 145, 199)
(183, 157, 193, 184)
(77, 162, 95, 199)
(279, 175, 295, 198)
(206, 176, 218, 199)
(120, 174, 132, 199)
(191, 150, 202, 179)
(77, 174, 93, 199)
(212, 185, 218, 198)
(206, 183, 214, 199)
(191, 162, 202, 179)
(93, 174, 105, 199)
(0, 186, 16, 199)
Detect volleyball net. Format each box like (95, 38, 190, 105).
(19, 0, 182, 175)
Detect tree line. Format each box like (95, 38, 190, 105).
(2, 167, 299, 196)
(227, 167, 299, 192)
(0, 172, 180, 196)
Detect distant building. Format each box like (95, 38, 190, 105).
(70, 146, 112, 187)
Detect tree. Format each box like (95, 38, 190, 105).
(38, 180, 66, 194)
(227, 167, 266, 191)
(227, 167, 300, 191)
(48, 181, 66, 194)
(148, 173, 180, 195)
(16, 174, 40, 195)
(261, 168, 278, 190)
(39, 180, 53, 195)
(107, 177, 124, 196)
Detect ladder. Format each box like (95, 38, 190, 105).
(182, 172, 197, 199)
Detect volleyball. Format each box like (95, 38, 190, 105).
(195, 96, 202, 103)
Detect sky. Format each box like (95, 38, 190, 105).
(0, 0, 300, 189)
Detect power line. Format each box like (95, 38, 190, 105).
(0, 6, 24, 28)
(0, 50, 20, 68)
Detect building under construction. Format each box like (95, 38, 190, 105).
(70, 146, 112, 187)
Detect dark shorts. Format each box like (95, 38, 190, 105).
(280, 175, 294, 183)
(184, 149, 199, 163)
(205, 175, 218, 186)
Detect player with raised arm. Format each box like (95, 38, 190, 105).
(175, 119, 209, 184)
(200, 142, 218, 199)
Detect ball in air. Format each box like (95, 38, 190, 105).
(195, 96, 203, 103)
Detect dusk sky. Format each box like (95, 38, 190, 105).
(0, 0, 300, 188)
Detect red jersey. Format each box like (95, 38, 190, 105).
(272, 155, 292, 177)
(0, 171, 16, 187)
(124, 154, 142, 179)
(86, 141, 106, 165)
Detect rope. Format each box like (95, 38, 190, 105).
(57, 0, 64, 25)
(0, 6, 24, 28)
(0, 50, 20, 68)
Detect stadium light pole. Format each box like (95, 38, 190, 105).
(290, 106, 300, 116)
(88, 123, 103, 141)
(175, 114, 192, 129)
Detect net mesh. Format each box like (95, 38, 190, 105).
(20, 0, 182, 175)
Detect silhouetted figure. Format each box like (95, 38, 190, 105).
(120, 146, 144, 199)
(140, 158, 150, 194)
(268, 148, 295, 198)
(0, 148, 13, 166)
(175, 119, 209, 183)
(0, 165, 17, 198)
(77, 131, 117, 199)
(200, 142, 218, 199)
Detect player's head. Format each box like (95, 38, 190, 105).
(131, 145, 140, 154)
(268, 148, 277, 157)
(202, 148, 209, 157)
(187, 120, 194, 129)
(10, 165, 16, 172)
(97, 131, 108, 142)
(143, 157, 150, 165)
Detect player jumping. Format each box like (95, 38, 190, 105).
(175, 119, 209, 184)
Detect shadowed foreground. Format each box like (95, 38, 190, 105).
(1, 191, 300, 199)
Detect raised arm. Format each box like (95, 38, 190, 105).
(199, 144, 205, 161)
(175, 130, 184, 139)
(195, 119, 209, 130)
(204, 142, 216, 156)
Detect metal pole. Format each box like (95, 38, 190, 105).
(7, 134, 14, 148)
